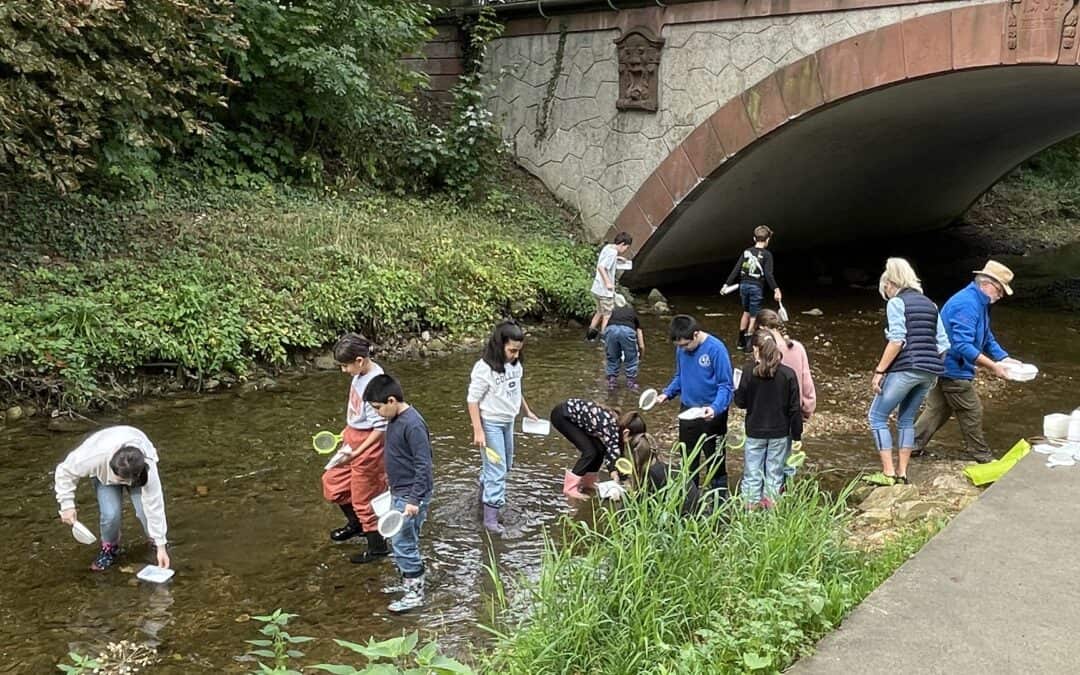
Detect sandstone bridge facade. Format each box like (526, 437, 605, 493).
(473, 0, 1080, 283)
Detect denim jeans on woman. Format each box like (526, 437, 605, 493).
(868, 369, 938, 450)
(480, 419, 514, 508)
(390, 495, 429, 578)
(93, 478, 148, 545)
(742, 437, 788, 504)
(604, 325, 639, 377)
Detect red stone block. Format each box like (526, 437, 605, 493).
(859, 24, 907, 90)
(613, 199, 654, 254)
(902, 11, 953, 78)
(635, 174, 676, 228)
(681, 121, 728, 179)
(778, 55, 825, 118)
(952, 4, 1006, 69)
(708, 99, 757, 158)
(656, 146, 701, 205)
(818, 36, 865, 102)
(742, 74, 789, 137)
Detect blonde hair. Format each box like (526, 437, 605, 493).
(878, 257, 923, 300)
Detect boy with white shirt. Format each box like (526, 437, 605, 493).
(586, 232, 632, 341)
(54, 425, 170, 572)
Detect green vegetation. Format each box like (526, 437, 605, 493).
(0, 182, 593, 409)
(481, 477, 939, 674)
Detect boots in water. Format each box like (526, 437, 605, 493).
(627, 377, 640, 392)
(606, 374, 617, 391)
(562, 470, 589, 500)
(388, 573, 425, 613)
(482, 503, 505, 535)
(350, 531, 390, 564)
(330, 504, 363, 542)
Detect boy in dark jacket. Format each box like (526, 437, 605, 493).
(724, 225, 782, 351)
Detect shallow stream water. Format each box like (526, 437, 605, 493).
(1, 290, 1077, 672)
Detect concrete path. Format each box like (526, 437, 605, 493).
(792, 450, 1080, 675)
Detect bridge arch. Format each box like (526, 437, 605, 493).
(610, 3, 1080, 283)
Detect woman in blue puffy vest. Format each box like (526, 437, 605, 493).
(866, 258, 949, 485)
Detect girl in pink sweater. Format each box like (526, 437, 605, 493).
(756, 309, 816, 480)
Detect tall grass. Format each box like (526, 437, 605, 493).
(482, 474, 936, 674)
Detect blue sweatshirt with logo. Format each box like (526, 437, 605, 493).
(941, 282, 1008, 380)
(662, 334, 734, 413)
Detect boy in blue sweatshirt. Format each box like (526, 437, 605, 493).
(365, 374, 434, 614)
(655, 315, 735, 496)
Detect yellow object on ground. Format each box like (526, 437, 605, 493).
(963, 439, 1031, 486)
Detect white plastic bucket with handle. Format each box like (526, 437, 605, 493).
(1044, 414, 1070, 439)
(370, 491, 405, 538)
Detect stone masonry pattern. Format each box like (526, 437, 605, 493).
(484, 0, 993, 241)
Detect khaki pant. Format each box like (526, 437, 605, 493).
(914, 377, 992, 461)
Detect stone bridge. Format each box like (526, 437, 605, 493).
(467, 0, 1080, 283)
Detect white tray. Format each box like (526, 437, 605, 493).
(678, 407, 708, 421)
(522, 418, 551, 435)
(136, 565, 175, 583)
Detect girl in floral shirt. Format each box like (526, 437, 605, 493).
(550, 398, 645, 499)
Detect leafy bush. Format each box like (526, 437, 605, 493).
(0, 184, 592, 408)
(482, 473, 937, 674)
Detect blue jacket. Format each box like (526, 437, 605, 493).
(940, 282, 1008, 380)
(662, 334, 734, 413)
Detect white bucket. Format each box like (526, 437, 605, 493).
(371, 491, 392, 517)
(1045, 414, 1070, 440)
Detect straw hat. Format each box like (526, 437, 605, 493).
(972, 260, 1014, 296)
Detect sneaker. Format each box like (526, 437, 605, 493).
(606, 375, 617, 391)
(388, 576, 425, 613)
(90, 543, 120, 571)
(863, 472, 897, 486)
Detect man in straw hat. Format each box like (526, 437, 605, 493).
(913, 260, 1021, 463)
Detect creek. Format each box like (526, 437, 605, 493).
(1, 289, 1077, 672)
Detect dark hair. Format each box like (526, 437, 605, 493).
(628, 433, 656, 490)
(751, 329, 782, 379)
(613, 231, 633, 246)
(618, 410, 646, 437)
(363, 373, 405, 404)
(755, 308, 794, 348)
(110, 445, 149, 487)
(333, 333, 374, 364)
(753, 225, 773, 242)
(668, 314, 700, 342)
(482, 320, 525, 373)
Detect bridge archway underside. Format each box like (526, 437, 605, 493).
(614, 4, 1080, 285)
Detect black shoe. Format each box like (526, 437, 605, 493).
(350, 532, 390, 564)
(972, 453, 994, 464)
(584, 328, 599, 342)
(330, 504, 363, 542)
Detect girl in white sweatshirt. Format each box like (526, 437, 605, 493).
(467, 321, 538, 534)
(54, 426, 170, 572)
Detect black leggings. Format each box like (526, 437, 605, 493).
(678, 409, 729, 490)
(551, 403, 606, 476)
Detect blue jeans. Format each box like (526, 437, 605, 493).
(742, 437, 788, 503)
(740, 283, 763, 315)
(93, 478, 148, 545)
(868, 370, 938, 450)
(604, 325, 639, 377)
(480, 418, 514, 508)
(390, 495, 429, 578)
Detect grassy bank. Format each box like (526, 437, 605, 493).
(482, 478, 937, 674)
(0, 180, 594, 410)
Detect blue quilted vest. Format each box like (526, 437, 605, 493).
(888, 289, 944, 376)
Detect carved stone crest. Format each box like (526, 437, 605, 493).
(615, 27, 664, 112)
(1006, 0, 1078, 62)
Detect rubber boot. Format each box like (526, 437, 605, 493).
(330, 504, 363, 542)
(388, 573, 425, 613)
(581, 472, 600, 492)
(606, 374, 617, 391)
(482, 503, 505, 535)
(627, 377, 640, 392)
(350, 531, 390, 564)
(735, 331, 745, 352)
(562, 470, 589, 500)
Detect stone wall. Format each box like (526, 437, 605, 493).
(484, 0, 992, 240)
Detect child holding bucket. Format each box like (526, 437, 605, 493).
(365, 374, 434, 614)
(466, 320, 539, 535)
(756, 308, 815, 483)
(321, 334, 390, 564)
(733, 330, 803, 508)
(550, 399, 645, 499)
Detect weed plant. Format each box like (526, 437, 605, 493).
(482, 471, 937, 674)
